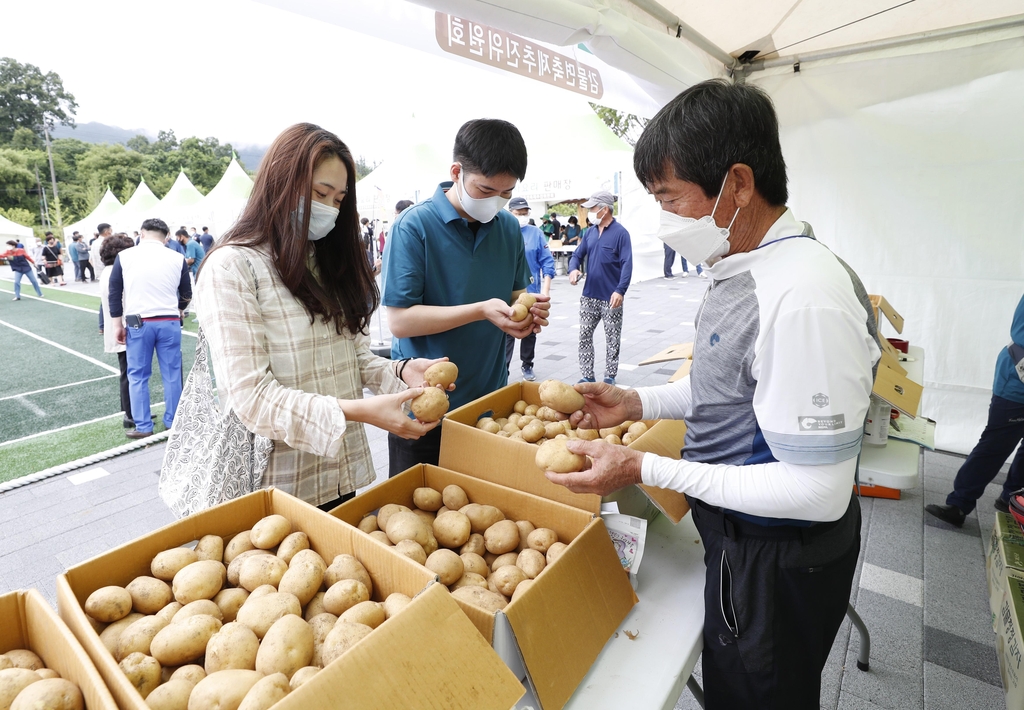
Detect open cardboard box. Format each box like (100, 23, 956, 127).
(331, 464, 637, 710)
(57, 488, 523, 710)
(441, 381, 691, 523)
(0, 588, 118, 709)
(996, 573, 1024, 710)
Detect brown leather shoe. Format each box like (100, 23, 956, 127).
(126, 429, 153, 440)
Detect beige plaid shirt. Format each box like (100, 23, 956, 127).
(194, 244, 404, 506)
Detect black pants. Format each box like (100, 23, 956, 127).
(663, 243, 679, 277)
(947, 394, 1024, 514)
(504, 332, 537, 371)
(117, 351, 132, 418)
(388, 427, 442, 478)
(80, 260, 95, 281)
(690, 495, 861, 709)
(317, 489, 355, 513)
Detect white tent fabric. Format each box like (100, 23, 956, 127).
(200, 158, 253, 237)
(112, 180, 161, 235)
(62, 189, 123, 239)
(0, 213, 33, 240)
(157, 172, 206, 233)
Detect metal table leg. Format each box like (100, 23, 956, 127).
(686, 675, 705, 708)
(847, 602, 870, 671)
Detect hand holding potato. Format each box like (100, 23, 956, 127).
(481, 298, 535, 339)
(402, 358, 458, 391)
(341, 390, 440, 440)
(569, 382, 644, 432)
(526, 293, 551, 333)
(543, 439, 645, 496)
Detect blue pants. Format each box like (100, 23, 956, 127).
(125, 320, 183, 433)
(681, 257, 703, 275)
(947, 394, 1024, 514)
(71, 258, 81, 280)
(13, 269, 42, 298)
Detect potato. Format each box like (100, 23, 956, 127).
(383, 593, 412, 620)
(535, 439, 587, 474)
(538, 379, 585, 414)
(412, 487, 443, 512)
(0, 668, 40, 708)
(235, 592, 301, 639)
(392, 539, 427, 565)
(187, 669, 262, 710)
(621, 432, 637, 445)
(247, 585, 277, 602)
(275, 532, 310, 564)
(213, 589, 249, 623)
(421, 531, 438, 556)
(2, 651, 42, 672)
(542, 421, 564, 439)
(126, 577, 174, 616)
(173, 599, 223, 623)
(423, 361, 458, 388)
(339, 601, 386, 630)
(99, 613, 144, 656)
(535, 544, 562, 570)
(604, 434, 623, 446)
(0, 657, 10, 672)
(511, 579, 535, 603)
(576, 427, 600, 441)
(491, 566, 528, 597)
(516, 292, 538, 310)
(516, 549, 546, 579)
(250, 516, 291, 550)
(425, 549, 464, 586)
(169, 665, 206, 685)
(85, 586, 133, 623)
(375, 504, 410, 533)
(357, 515, 378, 534)
(599, 426, 623, 439)
(289, 666, 319, 691)
(237, 672, 289, 710)
(323, 580, 369, 617)
(460, 533, 485, 557)
(520, 421, 545, 443)
(226, 550, 271, 587)
(321, 621, 374, 666)
(450, 573, 488, 591)
(411, 508, 436, 529)
(172, 560, 226, 604)
(385, 512, 430, 548)
(513, 521, 537, 553)
(368, 531, 391, 546)
(476, 419, 501, 434)
(432, 511, 471, 549)
(151, 614, 222, 666)
(34, 668, 60, 680)
(145, 678, 193, 710)
(308, 614, 337, 668)
(510, 303, 529, 321)
(490, 552, 518, 572)
(528, 528, 559, 554)
(205, 622, 259, 674)
(116, 615, 169, 661)
(10, 677, 83, 710)
(152, 549, 199, 582)
(256, 615, 313, 679)
(278, 550, 326, 607)
(119, 653, 162, 699)
(223, 531, 256, 564)
(460, 552, 489, 578)
(461, 504, 504, 534)
(187, 535, 221, 563)
(627, 421, 649, 438)
(483, 520, 520, 555)
(325, 555, 373, 598)
(513, 399, 528, 415)
(537, 406, 568, 422)
(238, 553, 290, 592)
(441, 485, 468, 510)
(145, 677, 193, 710)
(523, 404, 538, 417)
(410, 388, 449, 422)
(483, 552, 498, 568)
(451, 586, 508, 613)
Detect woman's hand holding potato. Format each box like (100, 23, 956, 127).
(569, 382, 644, 432)
(338, 389, 440, 440)
(402, 358, 458, 392)
(543, 439, 645, 496)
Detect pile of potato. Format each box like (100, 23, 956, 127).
(357, 484, 567, 613)
(0, 649, 84, 710)
(82, 515, 410, 710)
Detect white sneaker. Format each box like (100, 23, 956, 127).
(699, 272, 708, 278)
(680, 272, 689, 278)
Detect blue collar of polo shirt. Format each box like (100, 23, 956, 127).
(433, 182, 465, 225)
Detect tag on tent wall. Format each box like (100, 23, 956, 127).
(435, 12, 603, 100)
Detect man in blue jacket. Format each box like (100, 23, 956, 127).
(927, 293, 1024, 525)
(505, 197, 555, 381)
(568, 190, 632, 385)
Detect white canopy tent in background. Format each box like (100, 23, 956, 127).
(200, 157, 254, 237)
(112, 179, 160, 236)
(62, 189, 123, 239)
(157, 172, 206, 233)
(0, 214, 33, 241)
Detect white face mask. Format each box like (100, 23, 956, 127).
(656, 173, 739, 266)
(516, 215, 530, 228)
(588, 208, 603, 225)
(300, 198, 340, 241)
(456, 166, 510, 223)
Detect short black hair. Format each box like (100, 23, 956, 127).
(97, 223, 111, 235)
(360, 217, 369, 225)
(568, 215, 578, 224)
(395, 199, 413, 214)
(453, 119, 528, 181)
(634, 79, 788, 206)
(44, 231, 53, 237)
(141, 218, 169, 236)
(6, 240, 16, 247)
(175, 229, 188, 238)
(202, 226, 208, 231)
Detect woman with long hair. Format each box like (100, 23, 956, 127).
(193, 123, 445, 510)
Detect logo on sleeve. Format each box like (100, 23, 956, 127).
(710, 333, 720, 346)
(812, 393, 829, 408)
(799, 414, 846, 430)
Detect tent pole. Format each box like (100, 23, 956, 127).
(743, 13, 1024, 74)
(624, 0, 737, 71)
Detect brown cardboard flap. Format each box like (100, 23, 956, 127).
(282, 582, 525, 710)
(1, 590, 117, 710)
(505, 519, 638, 710)
(869, 295, 905, 334)
(627, 419, 691, 523)
(668, 359, 692, 383)
(877, 335, 901, 362)
(639, 342, 693, 365)
(872, 363, 923, 418)
(878, 348, 907, 376)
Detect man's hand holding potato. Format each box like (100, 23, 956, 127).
(569, 382, 643, 431)
(544, 439, 644, 496)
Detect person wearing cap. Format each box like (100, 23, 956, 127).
(505, 197, 555, 382)
(382, 119, 550, 476)
(568, 190, 632, 386)
(545, 80, 879, 708)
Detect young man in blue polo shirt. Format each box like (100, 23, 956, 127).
(382, 119, 551, 476)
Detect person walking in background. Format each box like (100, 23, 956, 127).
(681, 255, 704, 278)
(165, 231, 187, 256)
(68, 233, 83, 281)
(176, 228, 205, 279)
(569, 190, 632, 386)
(75, 234, 96, 282)
(99, 234, 136, 427)
(548, 212, 561, 244)
(108, 218, 192, 439)
(41, 235, 66, 286)
(1, 240, 44, 300)
(95, 223, 113, 333)
(505, 197, 555, 382)
(927, 293, 1024, 526)
(199, 227, 214, 251)
(663, 242, 680, 278)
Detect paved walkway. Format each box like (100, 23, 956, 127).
(0, 272, 1009, 709)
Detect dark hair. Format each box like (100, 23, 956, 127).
(97, 223, 111, 235)
(45, 231, 53, 237)
(360, 217, 369, 225)
(175, 229, 189, 238)
(206, 123, 376, 335)
(202, 226, 208, 231)
(46, 235, 55, 241)
(6, 240, 16, 247)
(100, 234, 134, 266)
(141, 218, 170, 236)
(395, 199, 413, 214)
(634, 79, 788, 206)
(453, 119, 528, 180)
(568, 215, 578, 224)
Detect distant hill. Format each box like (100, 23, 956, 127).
(50, 121, 268, 170)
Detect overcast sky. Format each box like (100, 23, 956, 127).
(3, 0, 612, 160)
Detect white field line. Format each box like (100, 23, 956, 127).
(0, 403, 166, 448)
(0, 319, 119, 374)
(15, 397, 46, 417)
(0, 375, 118, 403)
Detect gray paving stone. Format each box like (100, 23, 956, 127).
(850, 589, 923, 673)
(840, 653, 923, 710)
(924, 523, 994, 646)
(923, 625, 1000, 688)
(922, 660, 1004, 710)
(836, 692, 892, 710)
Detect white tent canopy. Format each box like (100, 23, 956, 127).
(157, 171, 206, 233)
(200, 158, 254, 237)
(112, 179, 161, 235)
(63, 189, 123, 239)
(0, 213, 33, 241)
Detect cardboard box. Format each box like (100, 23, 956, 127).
(331, 464, 637, 710)
(872, 362, 923, 418)
(0, 588, 117, 709)
(441, 381, 691, 523)
(57, 489, 524, 710)
(987, 514, 1024, 619)
(996, 574, 1024, 710)
(638, 341, 693, 365)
